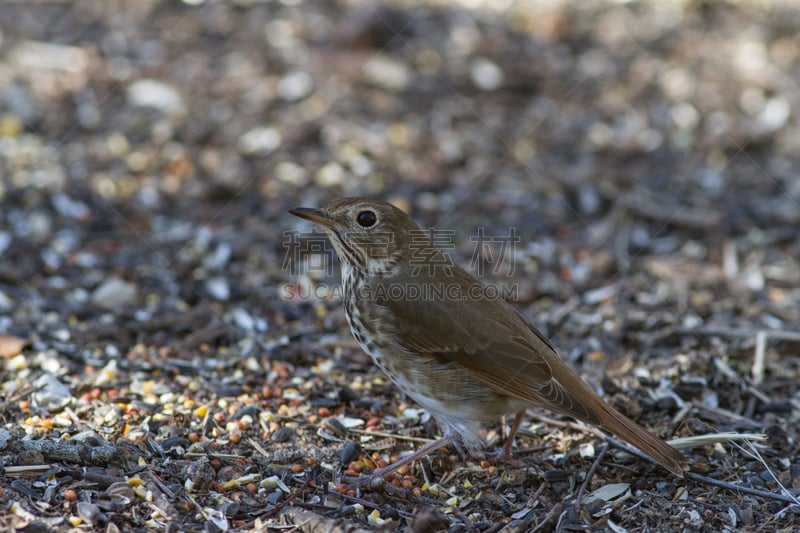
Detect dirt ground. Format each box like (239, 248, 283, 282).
(0, 0, 799, 531)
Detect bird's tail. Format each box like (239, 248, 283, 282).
(594, 400, 688, 477)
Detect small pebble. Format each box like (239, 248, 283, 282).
(277, 71, 314, 101)
(127, 79, 185, 114)
(91, 278, 137, 310)
(470, 58, 503, 90)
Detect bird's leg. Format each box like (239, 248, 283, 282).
(343, 435, 455, 486)
(488, 410, 526, 467)
(374, 435, 455, 476)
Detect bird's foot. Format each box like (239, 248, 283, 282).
(485, 410, 527, 467)
(340, 471, 389, 491)
(485, 448, 526, 468)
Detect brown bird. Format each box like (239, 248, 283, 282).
(290, 198, 687, 477)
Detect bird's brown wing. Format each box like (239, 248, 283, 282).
(370, 269, 602, 424)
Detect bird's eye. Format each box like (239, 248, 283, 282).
(356, 210, 377, 228)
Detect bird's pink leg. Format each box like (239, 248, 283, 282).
(343, 435, 456, 486)
(370, 435, 455, 477)
(489, 410, 526, 467)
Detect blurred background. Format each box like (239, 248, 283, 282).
(2, 0, 798, 343)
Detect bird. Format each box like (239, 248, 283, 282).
(290, 197, 688, 477)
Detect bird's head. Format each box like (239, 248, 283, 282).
(290, 197, 421, 275)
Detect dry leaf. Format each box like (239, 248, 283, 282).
(0, 335, 29, 358)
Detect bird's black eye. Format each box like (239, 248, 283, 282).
(356, 210, 377, 228)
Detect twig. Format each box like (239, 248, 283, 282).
(348, 428, 435, 444)
(526, 412, 609, 442)
(0, 385, 39, 412)
(682, 326, 800, 343)
(722, 239, 738, 278)
(183, 452, 247, 460)
(334, 492, 417, 519)
(278, 505, 378, 532)
(176, 321, 233, 350)
(247, 438, 271, 459)
(505, 445, 552, 456)
(602, 435, 674, 471)
(690, 401, 762, 429)
(83, 471, 126, 487)
(528, 480, 547, 504)
(128, 305, 215, 332)
(667, 432, 766, 449)
(1, 435, 124, 466)
(270, 469, 320, 517)
(576, 444, 608, 506)
(752, 330, 767, 384)
(318, 339, 362, 350)
(621, 192, 722, 229)
(3, 465, 54, 476)
(530, 502, 564, 533)
(670, 402, 692, 429)
(744, 395, 757, 420)
(142, 470, 176, 499)
(684, 472, 799, 505)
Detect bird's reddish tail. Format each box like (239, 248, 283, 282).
(595, 401, 688, 477)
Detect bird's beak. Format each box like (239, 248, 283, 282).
(289, 207, 336, 228)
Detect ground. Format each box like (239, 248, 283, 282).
(0, 0, 799, 531)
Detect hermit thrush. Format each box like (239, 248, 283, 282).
(290, 198, 687, 477)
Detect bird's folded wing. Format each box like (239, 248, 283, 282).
(371, 274, 601, 424)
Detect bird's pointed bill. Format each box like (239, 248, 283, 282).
(289, 207, 336, 227)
